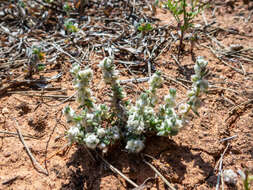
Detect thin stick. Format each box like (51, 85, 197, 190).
(132, 177, 154, 190)
(204, 45, 244, 75)
(119, 77, 149, 84)
(155, 40, 173, 61)
(229, 99, 253, 113)
(142, 154, 176, 190)
(43, 92, 77, 107)
(44, 143, 71, 162)
(84, 146, 96, 162)
(202, 10, 208, 26)
(15, 120, 48, 175)
(97, 153, 139, 188)
(171, 54, 184, 70)
(0, 130, 40, 139)
(216, 143, 229, 190)
(44, 111, 62, 171)
(7, 92, 75, 100)
(46, 41, 82, 65)
(221, 169, 224, 190)
(0, 24, 20, 41)
(163, 74, 189, 89)
(2, 176, 20, 185)
(209, 85, 239, 94)
(148, 61, 152, 78)
(219, 135, 238, 142)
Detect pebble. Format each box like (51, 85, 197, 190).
(223, 169, 238, 185)
(4, 152, 11, 157)
(229, 44, 243, 51)
(2, 107, 9, 114)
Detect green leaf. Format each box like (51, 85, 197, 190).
(170, 128, 178, 136)
(138, 23, 153, 32)
(37, 64, 45, 71)
(73, 115, 83, 122)
(191, 107, 200, 117)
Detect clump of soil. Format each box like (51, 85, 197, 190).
(28, 110, 48, 133)
(16, 102, 31, 116)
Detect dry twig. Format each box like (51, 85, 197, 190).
(0, 130, 40, 139)
(97, 153, 139, 188)
(215, 143, 230, 190)
(142, 154, 176, 190)
(14, 120, 48, 175)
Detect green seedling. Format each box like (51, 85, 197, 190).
(238, 170, 253, 190)
(138, 22, 153, 33)
(163, 0, 207, 56)
(25, 46, 46, 78)
(64, 20, 79, 34)
(63, 2, 73, 15)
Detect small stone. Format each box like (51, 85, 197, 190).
(4, 152, 11, 157)
(223, 169, 238, 185)
(229, 44, 243, 51)
(2, 107, 9, 114)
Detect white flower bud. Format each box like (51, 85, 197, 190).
(113, 133, 120, 140)
(196, 56, 208, 68)
(110, 126, 120, 140)
(99, 57, 113, 70)
(63, 106, 75, 122)
(194, 64, 201, 76)
(70, 64, 80, 75)
(191, 74, 199, 82)
(197, 79, 208, 91)
(144, 106, 155, 116)
(127, 119, 145, 135)
(98, 143, 106, 149)
(223, 169, 238, 185)
(125, 139, 145, 153)
(136, 99, 145, 108)
(149, 72, 163, 90)
(85, 133, 99, 149)
(187, 90, 195, 97)
(164, 94, 176, 108)
(99, 57, 120, 85)
(175, 119, 183, 128)
(178, 103, 190, 115)
(97, 128, 106, 138)
(67, 126, 80, 142)
(78, 69, 93, 81)
(237, 169, 246, 180)
(86, 113, 94, 120)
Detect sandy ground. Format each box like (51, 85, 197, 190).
(0, 0, 253, 189)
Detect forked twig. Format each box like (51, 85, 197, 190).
(203, 45, 244, 75)
(96, 152, 139, 188)
(142, 154, 176, 190)
(215, 143, 230, 190)
(14, 120, 48, 175)
(46, 41, 82, 65)
(44, 143, 71, 162)
(229, 99, 253, 113)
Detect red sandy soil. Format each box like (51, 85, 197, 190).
(0, 0, 253, 189)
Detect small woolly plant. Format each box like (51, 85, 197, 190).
(25, 45, 45, 78)
(161, 0, 208, 55)
(63, 56, 209, 153)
